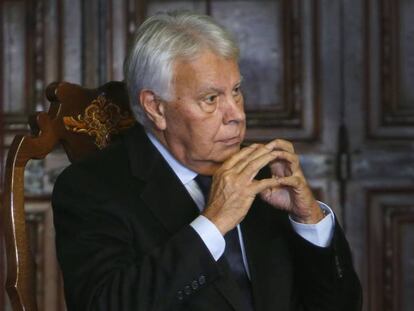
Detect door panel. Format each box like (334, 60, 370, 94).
(346, 0, 414, 310)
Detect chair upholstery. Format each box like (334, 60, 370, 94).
(2, 81, 135, 311)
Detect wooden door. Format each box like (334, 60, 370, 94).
(344, 1, 414, 310)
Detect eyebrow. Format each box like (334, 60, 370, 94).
(198, 77, 244, 95)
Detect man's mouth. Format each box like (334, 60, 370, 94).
(219, 136, 241, 145)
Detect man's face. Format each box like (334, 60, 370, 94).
(155, 51, 246, 175)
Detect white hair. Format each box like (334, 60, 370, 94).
(123, 11, 240, 127)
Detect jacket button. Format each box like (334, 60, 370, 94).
(198, 275, 206, 285)
(177, 290, 184, 301)
(191, 280, 199, 290)
(184, 285, 192, 295)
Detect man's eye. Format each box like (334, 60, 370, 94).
(233, 86, 241, 97)
(205, 95, 218, 104)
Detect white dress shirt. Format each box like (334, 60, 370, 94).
(146, 132, 335, 272)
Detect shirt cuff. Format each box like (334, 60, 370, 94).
(289, 201, 335, 248)
(190, 215, 225, 261)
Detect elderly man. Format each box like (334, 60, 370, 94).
(52, 11, 362, 311)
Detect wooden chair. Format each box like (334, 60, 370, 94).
(2, 81, 136, 311)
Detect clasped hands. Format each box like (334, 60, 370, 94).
(202, 139, 325, 235)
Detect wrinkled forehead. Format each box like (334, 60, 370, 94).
(171, 51, 241, 95)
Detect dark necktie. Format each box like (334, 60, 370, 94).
(195, 175, 254, 310)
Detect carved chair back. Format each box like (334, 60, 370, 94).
(2, 81, 135, 311)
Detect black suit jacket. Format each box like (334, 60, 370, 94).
(52, 124, 362, 311)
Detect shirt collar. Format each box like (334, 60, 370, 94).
(146, 131, 197, 185)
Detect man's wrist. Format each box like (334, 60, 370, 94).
(291, 201, 326, 224)
(202, 207, 232, 236)
(289, 202, 335, 247)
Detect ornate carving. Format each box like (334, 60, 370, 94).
(63, 95, 135, 149)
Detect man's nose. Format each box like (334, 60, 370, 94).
(222, 95, 245, 124)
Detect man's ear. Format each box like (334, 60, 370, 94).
(139, 89, 167, 130)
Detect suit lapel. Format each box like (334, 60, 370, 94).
(125, 125, 199, 233)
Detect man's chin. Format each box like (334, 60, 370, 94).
(191, 146, 242, 175)
(218, 143, 241, 160)
(210, 144, 241, 165)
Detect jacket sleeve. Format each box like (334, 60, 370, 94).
(52, 168, 222, 311)
(290, 219, 363, 311)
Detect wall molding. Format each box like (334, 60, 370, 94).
(246, 0, 320, 142)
